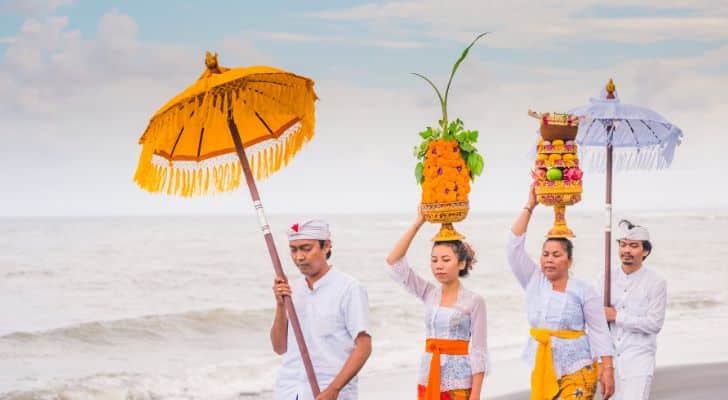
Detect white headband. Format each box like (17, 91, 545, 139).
(287, 219, 331, 241)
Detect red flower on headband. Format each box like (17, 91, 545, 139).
(291, 223, 299, 232)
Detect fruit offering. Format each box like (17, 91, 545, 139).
(528, 110, 584, 237)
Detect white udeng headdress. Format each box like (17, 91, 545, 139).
(617, 219, 650, 241)
(286, 219, 331, 241)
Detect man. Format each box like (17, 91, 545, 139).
(271, 219, 372, 400)
(601, 219, 667, 400)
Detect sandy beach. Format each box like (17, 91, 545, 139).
(360, 362, 728, 399)
(491, 362, 728, 399)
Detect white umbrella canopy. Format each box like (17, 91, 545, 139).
(569, 79, 683, 172)
(568, 79, 683, 305)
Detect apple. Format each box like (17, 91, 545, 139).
(546, 168, 563, 181)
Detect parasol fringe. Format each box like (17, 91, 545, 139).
(578, 143, 677, 173)
(135, 156, 231, 197)
(134, 72, 316, 196)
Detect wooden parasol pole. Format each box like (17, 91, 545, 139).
(226, 109, 321, 396)
(604, 123, 614, 307)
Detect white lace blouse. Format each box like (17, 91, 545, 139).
(387, 257, 489, 391)
(505, 231, 614, 377)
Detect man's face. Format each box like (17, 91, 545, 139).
(289, 239, 330, 277)
(619, 239, 649, 266)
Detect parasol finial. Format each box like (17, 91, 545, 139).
(205, 51, 220, 70)
(606, 78, 616, 99)
(197, 51, 229, 79)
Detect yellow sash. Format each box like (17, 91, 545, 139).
(529, 328, 585, 400)
(424, 338, 470, 400)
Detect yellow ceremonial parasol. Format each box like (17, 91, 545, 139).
(133, 52, 321, 395)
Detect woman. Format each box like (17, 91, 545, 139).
(507, 184, 615, 400)
(386, 210, 488, 400)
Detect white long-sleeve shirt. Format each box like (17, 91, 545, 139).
(274, 268, 370, 400)
(599, 265, 667, 378)
(506, 231, 614, 377)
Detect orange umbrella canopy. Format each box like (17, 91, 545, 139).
(134, 52, 317, 196)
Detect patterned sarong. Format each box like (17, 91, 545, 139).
(417, 384, 471, 400)
(553, 362, 598, 400)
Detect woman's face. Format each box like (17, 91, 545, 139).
(540, 240, 571, 281)
(431, 244, 465, 284)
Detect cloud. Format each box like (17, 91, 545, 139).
(305, 0, 728, 48)
(1, 0, 73, 16)
(579, 16, 728, 43)
(261, 32, 327, 43)
(0, 10, 272, 117)
(371, 39, 426, 49)
(258, 31, 427, 48)
(216, 36, 274, 66)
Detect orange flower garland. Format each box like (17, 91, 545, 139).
(421, 139, 472, 203)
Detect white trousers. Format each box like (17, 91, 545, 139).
(614, 375, 652, 400)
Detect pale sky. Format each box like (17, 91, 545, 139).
(1, 0, 726, 216)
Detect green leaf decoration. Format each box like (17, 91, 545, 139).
(411, 32, 488, 187)
(460, 142, 475, 152)
(466, 151, 476, 169)
(444, 33, 489, 109)
(411, 73, 446, 124)
(415, 162, 424, 184)
(473, 154, 485, 176)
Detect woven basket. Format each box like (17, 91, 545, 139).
(536, 180, 581, 205)
(540, 124, 578, 141)
(421, 201, 469, 223)
(537, 193, 581, 207)
(535, 181, 582, 194)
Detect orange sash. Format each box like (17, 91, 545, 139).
(424, 338, 470, 400)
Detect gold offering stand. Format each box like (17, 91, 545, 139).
(535, 183, 581, 238)
(421, 201, 469, 241)
(529, 110, 583, 238)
